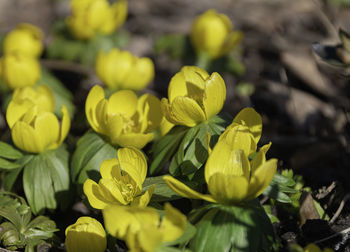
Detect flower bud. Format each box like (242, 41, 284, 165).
(3, 23, 43, 58)
(95, 48, 154, 90)
(65, 217, 107, 252)
(190, 9, 243, 59)
(0, 53, 41, 89)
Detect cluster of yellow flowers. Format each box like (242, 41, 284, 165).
(0, 23, 43, 89)
(66, 0, 127, 40)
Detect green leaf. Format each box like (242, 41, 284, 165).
(38, 69, 75, 118)
(71, 131, 117, 185)
(3, 155, 33, 191)
(0, 157, 22, 170)
(191, 202, 276, 252)
(262, 205, 279, 224)
(154, 34, 187, 59)
(0, 142, 22, 160)
(22, 146, 70, 214)
(263, 172, 298, 203)
(46, 35, 85, 62)
(149, 126, 188, 176)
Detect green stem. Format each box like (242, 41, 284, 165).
(195, 52, 212, 71)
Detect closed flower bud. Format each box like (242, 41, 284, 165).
(0, 53, 41, 89)
(65, 217, 107, 252)
(190, 9, 243, 59)
(95, 48, 154, 91)
(3, 23, 43, 58)
(67, 0, 127, 40)
(161, 66, 226, 127)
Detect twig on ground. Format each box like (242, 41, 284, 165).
(329, 193, 350, 224)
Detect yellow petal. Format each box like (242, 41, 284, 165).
(128, 226, 162, 252)
(207, 173, 249, 204)
(131, 185, 155, 207)
(118, 147, 148, 185)
(250, 142, 271, 174)
(221, 31, 243, 56)
(182, 66, 208, 91)
(103, 205, 158, 239)
(163, 175, 216, 203)
(6, 99, 34, 128)
(114, 132, 154, 149)
(220, 124, 257, 157)
(122, 57, 154, 90)
(203, 72, 226, 119)
(108, 90, 138, 117)
(57, 105, 71, 146)
(137, 94, 162, 132)
(110, 0, 128, 30)
(83, 179, 109, 209)
(168, 71, 188, 102)
(105, 114, 124, 143)
(95, 98, 109, 134)
(109, 51, 134, 87)
(100, 158, 119, 180)
(160, 203, 187, 243)
(304, 244, 322, 252)
(205, 139, 250, 182)
(11, 121, 43, 153)
(233, 107, 262, 143)
(162, 96, 206, 127)
(159, 117, 174, 136)
(247, 159, 277, 200)
(99, 178, 128, 205)
(34, 112, 60, 150)
(85, 85, 105, 132)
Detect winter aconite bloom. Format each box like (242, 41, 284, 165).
(190, 9, 243, 59)
(84, 147, 155, 209)
(95, 48, 155, 91)
(164, 108, 277, 204)
(103, 203, 186, 252)
(6, 85, 55, 128)
(3, 23, 43, 58)
(161, 66, 226, 127)
(67, 0, 127, 40)
(6, 86, 70, 153)
(0, 53, 41, 89)
(85, 85, 162, 148)
(65, 217, 107, 252)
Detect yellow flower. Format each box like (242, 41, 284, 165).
(67, 0, 127, 40)
(0, 53, 41, 89)
(83, 147, 155, 209)
(6, 85, 55, 128)
(6, 86, 70, 153)
(95, 48, 154, 91)
(3, 23, 43, 58)
(65, 217, 107, 252)
(164, 108, 277, 204)
(304, 244, 334, 252)
(85, 85, 162, 148)
(103, 203, 186, 252)
(161, 66, 226, 127)
(190, 9, 243, 59)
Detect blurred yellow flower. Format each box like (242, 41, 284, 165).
(164, 108, 277, 204)
(6, 85, 55, 128)
(0, 53, 41, 89)
(3, 23, 43, 58)
(95, 48, 154, 91)
(304, 244, 334, 252)
(6, 86, 70, 153)
(67, 0, 127, 40)
(65, 217, 107, 252)
(190, 9, 243, 59)
(85, 85, 162, 148)
(161, 66, 226, 127)
(84, 147, 154, 209)
(103, 203, 186, 252)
